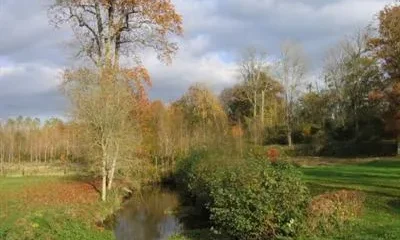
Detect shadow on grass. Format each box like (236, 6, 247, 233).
(63, 175, 102, 195)
(358, 159, 400, 168)
(307, 182, 400, 198)
(303, 168, 400, 180)
(387, 199, 400, 214)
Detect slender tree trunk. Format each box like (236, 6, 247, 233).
(30, 141, 33, 162)
(202, 120, 206, 146)
(155, 156, 158, 177)
(18, 142, 21, 171)
(18, 142, 21, 164)
(261, 90, 265, 125)
(107, 143, 119, 190)
(286, 98, 293, 147)
(8, 141, 12, 163)
(44, 146, 48, 163)
(65, 139, 69, 175)
(287, 125, 293, 147)
(239, 120, 243, 157)
(51, 145, 54, 162)
(35, 145, 39, 163)
(0, 142, 4, 176)
(354, 104, 359, 138)
(102, 154, 107, 201)
(253, 91, 257, 118)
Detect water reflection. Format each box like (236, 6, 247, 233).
(114, 188, 182, 240)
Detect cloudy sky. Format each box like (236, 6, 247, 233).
(0, 0, 390, 119)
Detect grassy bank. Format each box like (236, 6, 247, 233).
(0, 176, 117, 240)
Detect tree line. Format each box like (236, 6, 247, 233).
(0, 117, 78, 165)
(222, 4, 400, 155)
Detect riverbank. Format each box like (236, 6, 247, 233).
(0, 176, 118, 240)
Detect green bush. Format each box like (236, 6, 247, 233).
(176, 151, 310, 240)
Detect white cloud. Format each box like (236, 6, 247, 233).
(0, 0, 392, 117)
(143, 37, 237, 101)
(0, 63, 62, 96)
(319, 0, 390, 26)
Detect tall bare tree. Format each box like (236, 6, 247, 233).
(49, 0, 183, 68)
(277, 41, 308, 147)
(324, 30, 383, 136)
(238, 48, 269, 119)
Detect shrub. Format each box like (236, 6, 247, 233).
(175, 151, 228, 212)
(267, 148, 280, 163)
(176, 151, 310, 240)
(307, 190, 365, 235)
(209, 160, 309, 239)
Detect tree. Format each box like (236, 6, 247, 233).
(277, 41, 308, 147)
(64, 68, 146, 200)
(368, 2, 400, 153)
(49, 0, 183, 201)
(175, 83, 228, 150)
(49, 0, 183, 68)
(234, 48, 284, 144)
(220, 84, 253, 124)
(296, 87, 331, 133)
(324, 31, 384, 139)
(238, 48, 269, 119)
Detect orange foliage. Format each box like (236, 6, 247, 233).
(231, 125, 244, 138)
(368, 89, 385, 101)
(368, 3, 400, 136)
(267, 148, 280, 163)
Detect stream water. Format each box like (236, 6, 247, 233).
(113, 188, 183, 240)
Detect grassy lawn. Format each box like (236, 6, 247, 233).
(0, 176, 116, 240)
(300, 158, 400, 240)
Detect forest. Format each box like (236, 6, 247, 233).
(1, 1, 400, 240)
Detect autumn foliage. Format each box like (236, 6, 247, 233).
(307, 190, 365, 234)
(267, 148, 280, 163)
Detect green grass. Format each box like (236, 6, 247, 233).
(0, 177, 115, 240)
(300, 158, 400, 240)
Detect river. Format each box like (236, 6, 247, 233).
(113, 188, 183, 240)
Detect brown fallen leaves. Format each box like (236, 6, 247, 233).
(19, 180, 99, 206)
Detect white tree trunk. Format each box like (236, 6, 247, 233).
(107, 143, 119, 190)
(102, 157, 107, 201)
(261, 90, 265, 125)
(287, 126, 293, 148)
(253, 91, 257, 118)
(101, 146, 108, 201)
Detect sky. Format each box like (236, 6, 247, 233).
(0, 0, 391, 119)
